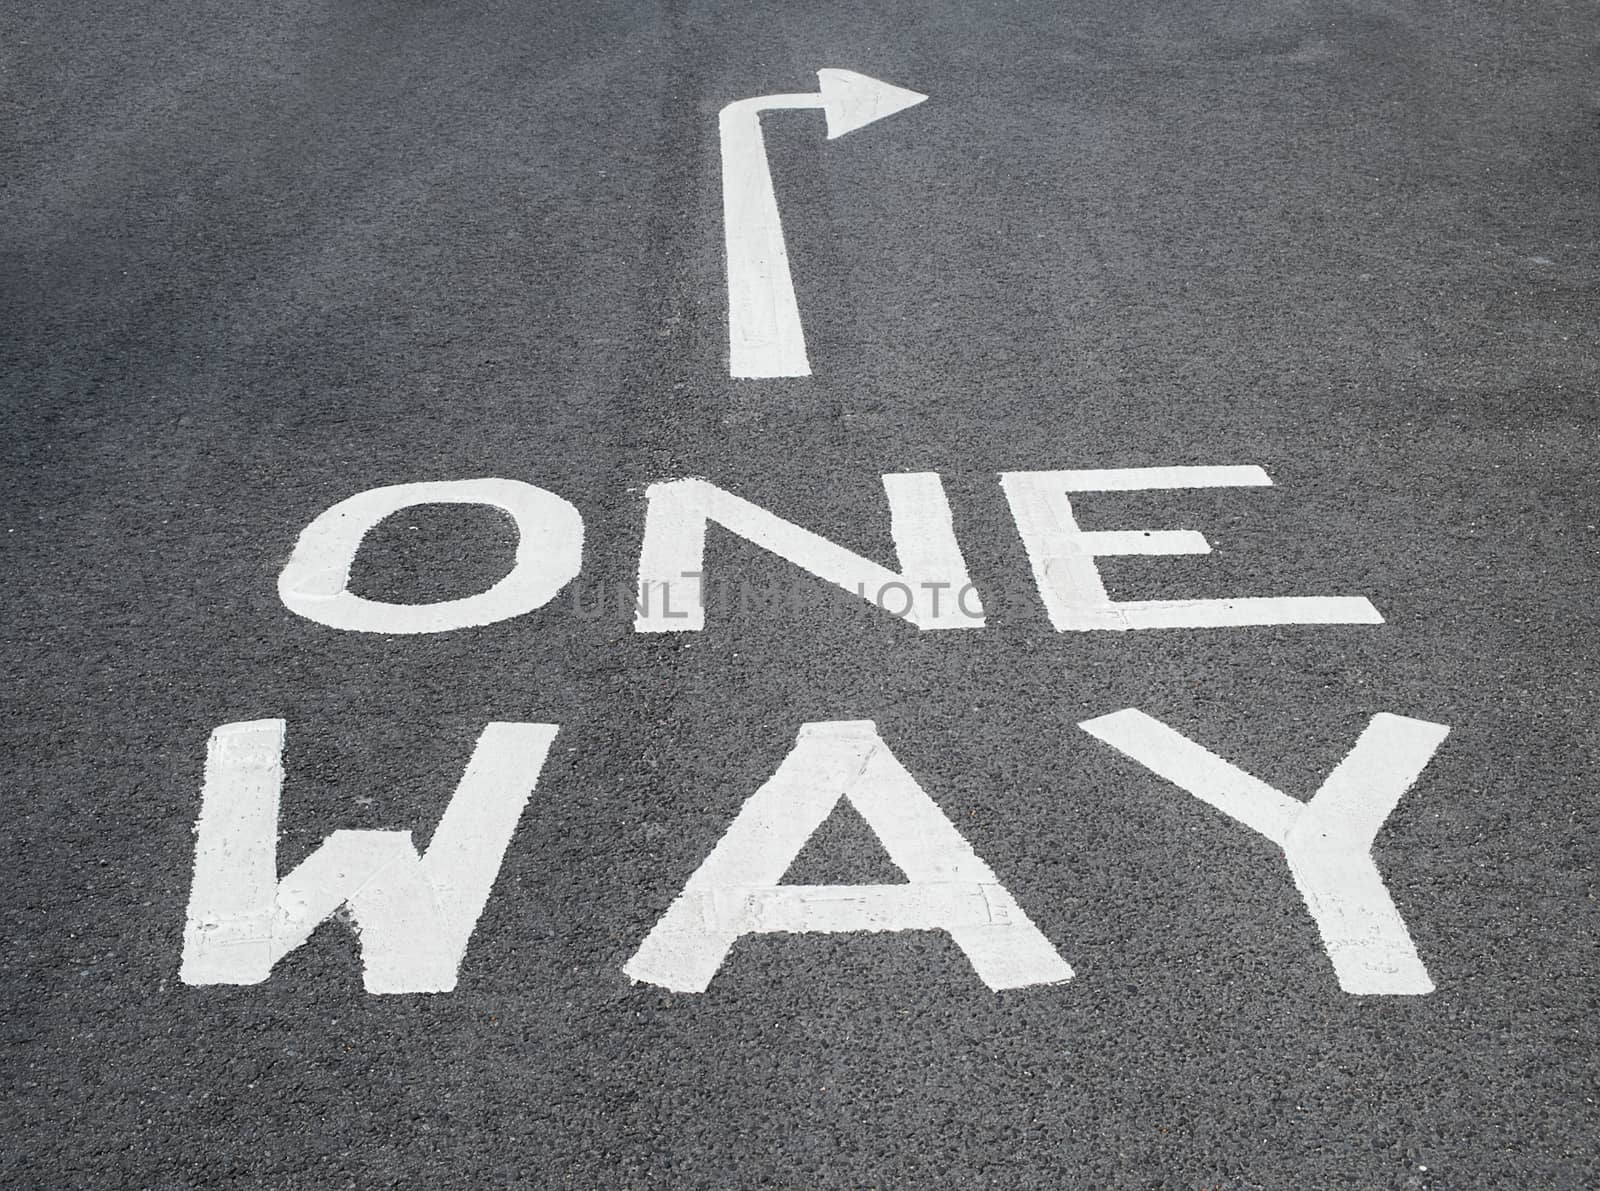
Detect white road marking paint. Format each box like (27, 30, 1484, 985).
(181, 719, 556, 993)
(999, 466, 1384, 631)
(722, 69, 927, 378)
(1079, 708, 1448, 995)
(624, 720, 1072, 993)
(275, 466, 1385, 637)
(635, 473, 982, 631)
(278, 478, 583, 633)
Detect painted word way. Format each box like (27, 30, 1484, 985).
(182, 710, 1449, 998)
(278, 465, 1384, 635)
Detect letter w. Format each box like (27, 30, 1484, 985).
(180, 719, 556, 993)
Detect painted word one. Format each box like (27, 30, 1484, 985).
(277, 466, 1384, 635)
(182, 710, 1448, 998)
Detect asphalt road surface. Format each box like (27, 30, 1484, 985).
(4, 0, 1597, 1187)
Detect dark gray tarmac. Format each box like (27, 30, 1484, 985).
(3, 0, 1597, 1186)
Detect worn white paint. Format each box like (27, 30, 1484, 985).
(181, 719, 556, 993)
(722, 69, 927, 378)
(624, 720, 1072, 993)
(635, 473, 982, 631)
(278, 478, 583, 633)
(999, 466, 1384, 631)
(1079, 708, 1447, 995)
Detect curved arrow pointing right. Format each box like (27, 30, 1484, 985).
(720, 69, 928, 379)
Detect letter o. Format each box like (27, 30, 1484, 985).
(875, 581, 914, 618)
(277, 478, 583, 633)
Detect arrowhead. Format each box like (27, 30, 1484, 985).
(817, 69, 927, 140)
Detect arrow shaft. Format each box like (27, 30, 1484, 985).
(720, 94, 822, 379)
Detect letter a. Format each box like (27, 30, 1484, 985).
(625, 721, 1073, 992)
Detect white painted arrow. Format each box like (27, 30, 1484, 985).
(721, 69, 928, 379)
